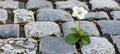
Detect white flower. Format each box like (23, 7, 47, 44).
(72, 6, 88, 19)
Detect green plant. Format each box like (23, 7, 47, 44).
(66, 6, 90, 45)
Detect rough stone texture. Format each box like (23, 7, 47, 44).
(19, 2, 26, 9)
(0, 38, 37, 54)
(111, 11, 120, 20)
(62, 21, 100, 37)
(111, 35, 120, 53)
(26, 0, 53, 9)
(0, 9, 7, 23)
(0, 1, 19, 9)
(13, 9, 34, 24)
(85, 11, 109, 20)
(24, 22, 61, 38)
(0, 24, 19, 37)
(116, 0, 120, 5)
(81, 37, 115, 54)
(55, 0, 89, 10)
(97, 20, 120, 35)
(37, 9, 73, 22)
(40, 37, 77, 54)
(90, 0, 120, 11)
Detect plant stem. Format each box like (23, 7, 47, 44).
(78, 19, 80, 30)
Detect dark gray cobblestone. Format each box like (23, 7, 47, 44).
(0, 24, 19, 37)
(40, 37, 77, 54)
(0, 9, 7, 23)
(85, 11, 110, 20)
(90, 0, 120, 11)
(62, 21, 100, 37)
(37, 9, 73, 22)
(0, 0, 19, 9)
(97, 20, 120, 35)
(111, 35, 120, 53)
(111, 11, 120, 20)
(55, 0, 89, 10)
(26, 0, 53, 9)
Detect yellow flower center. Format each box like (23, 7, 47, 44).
(77, 11, 82, 14)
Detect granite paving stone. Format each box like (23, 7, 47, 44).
(97, 20, 120, 35)
(26, 0, 53, 9)
(111, 11, 120, 20)
(81, 37, 116, 54)
(85, 11, 109, 20)
(0, 9, 7, 23)
(24, 21, 61, 38)
(0, 38, 37, 54)
(0, 0, 118, 54)
(13, 9, 34, 24)
(0, 24, 19, 37)
(90, 0, 120, 11)
(111, 35, 120, 53)
(19, 2, 26, 9)
(37, 9, 73, 22)
(40, 37, 77, 54)
(62, 21, 100, 37)
(55, 0, 89, 10)
(0, 0, 19, 9)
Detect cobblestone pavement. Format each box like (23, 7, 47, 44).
(0, 0, 119, 54)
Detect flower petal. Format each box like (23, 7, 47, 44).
(79, 7, 85, 11)
(72, 6, 88, 19)
(79, 7, 88, 14)
(72, 12, 77, 17)
(77, 14, 85, 19)
(73, 6, 79, 12)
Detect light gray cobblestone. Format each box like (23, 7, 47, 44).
(0, 38, 37, 54)
(25, 21, 61, 38)
(81, 37, 115, 54)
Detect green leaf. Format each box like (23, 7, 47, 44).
(82, 31, 89, 36)
(77, 27, 91, 45)
(81, 36, 91, 45)
(77, 28, 89, 36)
(77, 28, 86, 36)
(70, 28, 77, 34)
(66, 33, 79, 44)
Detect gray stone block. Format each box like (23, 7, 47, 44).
(0, 1, 19, 9)
(40, 37, 77, 54)
(26, 0, 53, 9)
(97, 20, 120, 35)
(90, 0, 120, 11)
(85, 11, 109, 20)
(62, 21, 100, 37)
(81, 37, 115, 54)
(0, 38, 37, 54)
(111, 35, 120, 53)
(55, 0, 89, 10)
(13, 9, 34, 24)
(37, 9, 73, 22)
(111, 11, 120, 20)
(0, 9, 7, 23)
(0, 24, 19, 37)
(24, 22, 61, 38)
